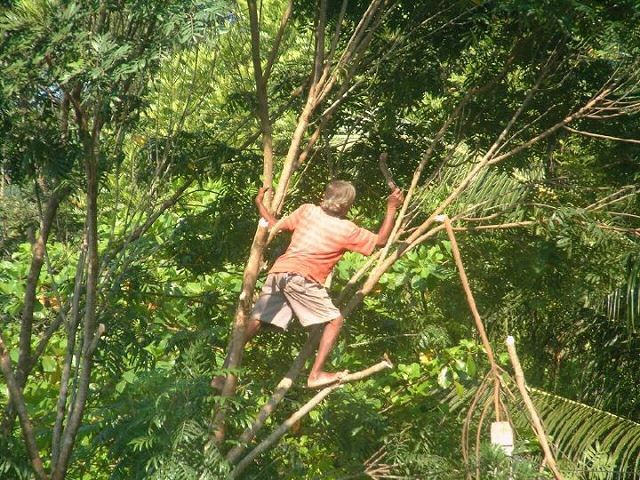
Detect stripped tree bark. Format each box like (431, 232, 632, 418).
(506, 336, 563, 480)
(442, 215, 504, 421)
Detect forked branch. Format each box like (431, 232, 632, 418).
(228, 358, 393, 479)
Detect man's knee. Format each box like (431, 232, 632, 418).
(245, 317, 262, 340)
(328, 316, 344, 328)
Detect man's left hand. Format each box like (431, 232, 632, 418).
(255, 186, 272, 205)
(387, 188, 404, 209)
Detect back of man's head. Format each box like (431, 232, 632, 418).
(321, 180, 356, 217)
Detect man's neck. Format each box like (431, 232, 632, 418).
(320, 206, 346, 218)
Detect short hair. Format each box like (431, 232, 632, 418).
(320, 180, 356, 217)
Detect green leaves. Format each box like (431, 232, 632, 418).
(41, 356, 56, 373)
(390, 339, 482, 411)
(380, 242, 451, 291)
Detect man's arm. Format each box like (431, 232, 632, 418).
(375, 188, 404, 247)
(255, 187, 279, 227)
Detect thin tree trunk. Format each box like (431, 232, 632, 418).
(210, 226, 269, 444)
(2, 188, 64, 435)
(51, 131, 104, 480)
(51, 235, 88, 466)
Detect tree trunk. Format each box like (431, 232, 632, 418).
(51, 132, 103, 480)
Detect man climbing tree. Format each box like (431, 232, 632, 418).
(213, 179, 404, 389)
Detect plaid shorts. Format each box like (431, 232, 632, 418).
(251, 272, 341, 330)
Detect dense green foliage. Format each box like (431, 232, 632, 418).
(1, 0, 639, 478)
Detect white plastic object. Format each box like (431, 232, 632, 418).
(491, 421, 514, 456)
(491, 422, 513, 457)
(434, 214, 448, 222)
(258, 217, 270, 228)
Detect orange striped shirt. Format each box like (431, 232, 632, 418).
(270, 204, 378, 284)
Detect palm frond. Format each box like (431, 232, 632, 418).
(529, 387, 640, 475)
(605, 255, 640, 332)
(414, 159, 532, 224)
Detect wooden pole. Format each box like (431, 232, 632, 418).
(505, 336, 563, 480)
(440, 215, 502, 421)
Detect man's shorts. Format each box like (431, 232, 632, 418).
(251, 272, 341, 330)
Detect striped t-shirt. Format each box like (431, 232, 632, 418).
(269, 204, 378, 284)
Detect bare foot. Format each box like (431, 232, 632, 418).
(307, 370, 348, 389)
(210, 375, 226, 390)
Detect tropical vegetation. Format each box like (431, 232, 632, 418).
(1, 0, 639, 479)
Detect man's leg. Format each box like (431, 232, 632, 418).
(307, 315, 348, 388)
(211, 317, 262, 389)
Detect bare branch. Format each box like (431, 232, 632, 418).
(247, 0, 275, 191)
(3, 188, 64, 435)
(454, 221, 537, 231)
(313, 0, 327, 87)
(442, 217, 503, 422)
(489, 88, 612, 165)
(52, 234, 87, 465)
(226, 330, 321, 464)
(325, 0, 349, 67)
(595, 224, 639, 235)
(100, 180, 193, 285)
(584, 186, 637, 212)
(506, 337, 563, 480)
(376, 49, 518, 265)
(263, 0, 294, 83)
(563, 125, 640, 145)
